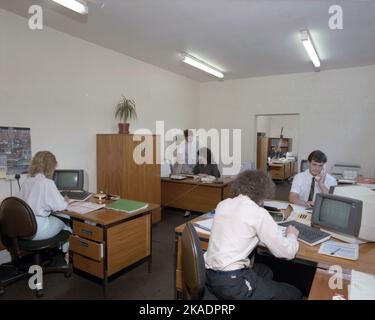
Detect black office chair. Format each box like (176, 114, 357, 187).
(181, 222, 218, 300)
(0, 197, 72, 297)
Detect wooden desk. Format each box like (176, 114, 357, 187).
(63, 200, 159, 292)
(174, 214, 375, 297)
(308, 268, 351, 300)
(268, 160, 296, 180)
(161, 177, 233, 212)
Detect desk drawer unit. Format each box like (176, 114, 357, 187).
(270, 166, 284, 180)
(73, 253, 104, 279)
(69, 235, 104, 262)
(107, 214, 151, 276)
(73, 220, 103, 242)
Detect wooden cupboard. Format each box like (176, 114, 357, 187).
(97, 134, 161, 223)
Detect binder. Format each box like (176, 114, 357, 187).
(106, 199, 148, 213)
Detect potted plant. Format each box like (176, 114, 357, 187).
(115, 95, 137, 134)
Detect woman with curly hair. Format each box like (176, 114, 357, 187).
(17, 151, 71, 260)
(205, 170, 302, 300)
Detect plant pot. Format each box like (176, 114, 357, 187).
(118, 123, 130, 134)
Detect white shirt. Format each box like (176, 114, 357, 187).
(290, 170, 337, 202)
(17, 173, 67, 217)
(204, 195, 299, 271)
(176, 137, 201, 165)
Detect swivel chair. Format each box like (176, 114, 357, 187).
(181, 222, 218, 300)
(0, 197, 72, 297)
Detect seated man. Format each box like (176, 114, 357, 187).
(205, 170, 302, 300)
(289, 150, 337, 208)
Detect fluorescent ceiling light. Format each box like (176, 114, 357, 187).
(300, 30, 320, 69)
(52, 0, 88, 15)
(182, 53, 224, 79)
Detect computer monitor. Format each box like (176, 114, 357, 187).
(313, 185, 375, 243)
(53, 169, 84, 191)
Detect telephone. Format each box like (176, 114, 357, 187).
(287, 211, 312, 226)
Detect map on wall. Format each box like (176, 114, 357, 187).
(0, 127, 32, 175)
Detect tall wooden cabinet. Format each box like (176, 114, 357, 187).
(97, 134, 161, 223)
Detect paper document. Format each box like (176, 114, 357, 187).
(349, 270, 375, 300)
(67, 202, 105, 214)
(318, 241, 359, 261)
(263, 200, 289, 210)
(289, 204, 308, 214)
(193, 218, 213, 235)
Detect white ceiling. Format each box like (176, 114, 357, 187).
(2, 0, 375, 82)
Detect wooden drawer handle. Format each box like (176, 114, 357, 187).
(81, 229, 93, 236)
(78, 240, 89, 248)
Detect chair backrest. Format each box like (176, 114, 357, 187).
(0, 197, 37, 257)
(181, 222, 206, 300)
(300, 159, 308, 172)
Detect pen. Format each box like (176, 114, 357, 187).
(330, 248, 341, 255)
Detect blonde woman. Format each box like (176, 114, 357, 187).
(17, 151, 71, 261)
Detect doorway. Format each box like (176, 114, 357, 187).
(255, 114, 300, 175)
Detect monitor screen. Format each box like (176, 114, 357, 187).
(319, 198, 352, 230)
(312, 193, 362, 237)
(53, 170, 83, 191)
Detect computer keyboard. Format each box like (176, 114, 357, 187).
(279, 220, 331, 246)
(60, 190, 92, 201)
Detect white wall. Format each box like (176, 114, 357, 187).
(0, 9, 200, 200)
(256, 116, 270, 136)
(200, 65, 375, 177)
(269, 115, 299, 155)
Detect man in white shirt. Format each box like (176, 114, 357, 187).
(173, 129, 202, 217)
(205, 170, 302, 300)
(173, 129, 200, 175)
(289, 150, 337, 208)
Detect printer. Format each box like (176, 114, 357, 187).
(331, 163, 361, 182)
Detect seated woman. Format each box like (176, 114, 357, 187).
(193, 147, 221, 178)
(17, 151, 71, 262)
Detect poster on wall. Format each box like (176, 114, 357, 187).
(0, 127, 32, 176)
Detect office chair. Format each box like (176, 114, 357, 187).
(300, 160, 308, 172)
(181, 222, 218, 300)
(0, 197, 72, 297)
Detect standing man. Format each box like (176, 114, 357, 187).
(289, 150, 337, 208)
(172, 129, 201, 217)
(173, 129, 200, 175)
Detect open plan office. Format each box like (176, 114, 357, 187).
(1, 0, 375, 302)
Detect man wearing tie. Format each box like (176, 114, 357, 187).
(289, 150, 337, 208)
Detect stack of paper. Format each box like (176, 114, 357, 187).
(67, 202, 105, 214)
(318, 241, 359, 260)
(263, 200, 289, 211)
(349, 270, 375, 300)
(193, 218, 213, 235)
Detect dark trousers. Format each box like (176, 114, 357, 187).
(206, 263, 303, 300)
